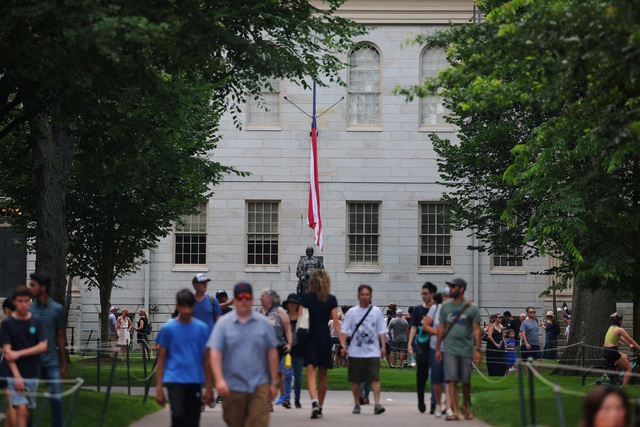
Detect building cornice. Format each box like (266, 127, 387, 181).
(313, 0, 474, 25)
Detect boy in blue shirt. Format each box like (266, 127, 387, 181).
(156, 289, 213, 427)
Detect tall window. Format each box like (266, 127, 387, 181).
(491, 225, 525, 270)
(247, 201, 279, 266)
(348, 44, 381, 126)
(247, 78, 281, 128)
(492, 247, 525, 269)
(420, 47, 451, 128)
(347, 202, 380, 266)
(419, 203, 452, 268)
(174, 202, 207, 265)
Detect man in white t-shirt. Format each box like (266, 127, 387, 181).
(341, 284, 387, 415)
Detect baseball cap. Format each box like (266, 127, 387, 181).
(110, 306, 118, 312)
(234, 282, 253, 298)
(396, 308, 403, 315)
(446, 278, 467, 289)
(216, 290, 228, 297)
(192, 273, 211, 284)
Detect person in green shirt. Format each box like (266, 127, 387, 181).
(435, 278, 482, 421)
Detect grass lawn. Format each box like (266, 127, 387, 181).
(65, 353, 640, 427)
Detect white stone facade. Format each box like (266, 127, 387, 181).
(72, 1, 552, 342)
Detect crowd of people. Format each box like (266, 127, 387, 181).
(1, 266, 629, 427)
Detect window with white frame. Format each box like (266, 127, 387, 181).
(491, 225, 525, 270)
(347, 202, 380, 266)
(419, 203, 452, 268)
(492, 247, 525, 269)
(247, 78, 281, 128)
(247, 201, 279, 266)
(348, 44, 381, 126)
(174, 202, 207, 265)
(420, 47, 451, 128)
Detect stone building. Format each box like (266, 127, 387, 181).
(4, 1, 556, 345)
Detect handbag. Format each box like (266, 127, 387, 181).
(296, 307, 310, 342)
(418, 304, 438, 344)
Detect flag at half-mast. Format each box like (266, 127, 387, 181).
(307, 83, 323, 251)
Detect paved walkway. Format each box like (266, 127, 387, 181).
(119, 389, 491, 427)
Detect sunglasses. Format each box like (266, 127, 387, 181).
(236, 293, 252, 301)
(498, 316, 503, 319)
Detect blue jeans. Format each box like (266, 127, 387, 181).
(42, 365, 63, 427)
(291, 354, 303, 402)
(278, 356, 293, 402)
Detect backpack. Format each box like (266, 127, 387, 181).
(144, 318, 152, 335)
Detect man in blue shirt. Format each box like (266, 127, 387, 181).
(191, 273, 221, 409)
(156, 289, 212, 427)
(29, 271, 67, 427)
(209, 282, 279, 427)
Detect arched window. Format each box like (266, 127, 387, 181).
(420, 47, 450, 128)
(348, 44, 381, 126)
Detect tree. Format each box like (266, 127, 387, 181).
(0, 0, 364, 304)
(397, 0, 640, 361)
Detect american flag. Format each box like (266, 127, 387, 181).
(307, 83, 323, 250)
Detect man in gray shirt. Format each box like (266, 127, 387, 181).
(208, 282, 279, 427)
(519, 306, 542, 361)
(388, 309, 409, 369)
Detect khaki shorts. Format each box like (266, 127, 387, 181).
(443, 352, 472, 384)
(348, 357, 380, 383)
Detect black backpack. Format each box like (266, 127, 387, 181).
(144, 318, 152, 335)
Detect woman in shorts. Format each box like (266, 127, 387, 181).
(603, 312, 640, 386)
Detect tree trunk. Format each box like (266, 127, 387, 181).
(553, 284, 616, 374)
(99, 278, 115, 346)
(29, 108, 73, 304)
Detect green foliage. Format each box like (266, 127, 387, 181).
(397, 0, 640, 295)
(0, 0, 365, 302)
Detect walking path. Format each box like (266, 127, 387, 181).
(114, 388, 491, 427)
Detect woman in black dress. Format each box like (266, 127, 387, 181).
(485, 313, 506, 376)
(299, 269, 345, 419)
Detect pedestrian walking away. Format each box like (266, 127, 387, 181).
(341, 284, 387, 416)
(299, 269, 344, 419)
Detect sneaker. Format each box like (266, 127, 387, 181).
(418, 401, 426, 413)
(216, 395, 222, 403)
(352, 405, 361, 414)
(295, 400, 302, 408)
(282, 400, 291, 409)
(269, 403, 274, 412)
(318, 407, 323, 418)
(363, 397, 370, 405)
(445, 408, 454, 417)
(311, 402, 320, 419)
(276, 396, 285, 405)
(359, 396, 365, 405)
(374, 404, 385, 415)
(429, 403, 435, 414)
(435, 407, 443, 418)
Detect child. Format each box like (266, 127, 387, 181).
(155, 289, 212, 427)
(505, 329, 517, 376)
(0, 286, 47, 427)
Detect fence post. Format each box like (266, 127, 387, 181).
(554, 383, 566, 427)
(64, 373, 84, 427)
(99, 349, 119, 427)
(143, 355, 159, 404)
(70, 326, 75, 355)
(580, 338, 585, 368)
(527, 358, 536, 426)
(97, 338, 102, 392)
(126, 346, 131, 396)
(517, 353, 527, 427)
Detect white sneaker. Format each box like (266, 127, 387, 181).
(445, 408, 454, 417)
(434, 407, 443, 418)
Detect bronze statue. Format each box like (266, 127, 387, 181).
(296, 246, 323, 296)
